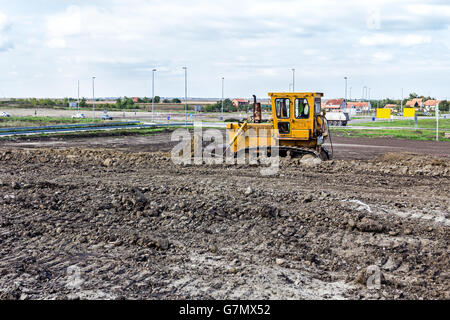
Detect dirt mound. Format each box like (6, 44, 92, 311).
(0, 148, 449, 300)
(377, 152, 449, 167)
(376, 152, 417, 163)
(1, 148, 449, 177)
(0, 148, 172, 168)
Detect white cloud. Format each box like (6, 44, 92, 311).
(360, 34, 432, 46)
(1, 0, 450, 99)
(47, 38, 67, 49)
(0, 11, 8, 31)
(46, 5, 82, 38)
(0, 11, 12, 51)
(406, 4, 450, 17)
(372, 51, 393, 62)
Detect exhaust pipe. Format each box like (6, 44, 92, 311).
(253, 95, 262, 123)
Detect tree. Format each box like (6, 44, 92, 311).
(80, 98, 87, 108)
(438, 100, 449, 112)
(39, 98, 56, 106)
(172, 98, 182, 104)
(402, 98, 408, 106)
(238, 104, 251, 112)
(115, 97, 135, 109)
(153, 96, 161, 103)
(115, 98, 123, 108)
(205, 99, 234, 112)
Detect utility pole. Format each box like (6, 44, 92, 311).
(401, 88, 403, 115)
(344, 77, 348, 101)
(92, 77, 96, 120)
(152, 69, 157, 122)
(221, 77, 224, 121)
(292, 69, 295, 92)
(436, 101, 439, 141)
(183, 67, 188, 126)
(77, 80, 80, 111)
(289, 83, 293, 92)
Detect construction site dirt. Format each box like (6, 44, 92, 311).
(1, 131, 449, 160)
(0, 132, 448, 300)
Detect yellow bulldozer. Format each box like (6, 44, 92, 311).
(225, 92, 332, 160)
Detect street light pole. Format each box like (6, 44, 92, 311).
(292, 69, 295, 92)
(401, 88, 404, 114)
(349, 87, 352, 101)
(152, 69, 157, 123)
(436, 101, 439, 141)
(183, 67, 188, 126)
(92, 77, 96, 120)
(77, 80, 80, 111)
(344, 77, 348, 101)
(221, 77, 224, 121)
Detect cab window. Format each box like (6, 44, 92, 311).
(315, 98, 322, 114)
(275, 98, 290, 119)
(295, 98, 310, 119)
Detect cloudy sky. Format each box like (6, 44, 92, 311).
(0, 0, 449, 99)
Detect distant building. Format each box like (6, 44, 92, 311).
(384, 104, 397, 111)
(69, 102, 78, 108)
(323, 99, 347, 111)
(423, 100, 441, 111)
(133, 97, 139, 103)
(346, 101, 371, 111)
(232, 99, 250, 108)
(194, 105, 202, 112)
(405, 98, 423, 109)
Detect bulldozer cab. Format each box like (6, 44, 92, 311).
(269, 92, 323, 140)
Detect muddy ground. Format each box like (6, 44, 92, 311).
(2, 129, 449, 160)
(0, 132, 448, 300)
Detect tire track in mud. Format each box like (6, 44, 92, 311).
(0, 148, 448, 300)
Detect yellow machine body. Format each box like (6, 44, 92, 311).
(226, 92, 330, 158)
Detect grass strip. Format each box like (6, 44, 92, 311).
(333, 127, 450, 141)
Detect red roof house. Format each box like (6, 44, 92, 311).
(232, 99, 250, 108)
(405, 98, 423, 108)
(347, 101, 371, 111)
(323, 99, 347, 110)
(423, 100, 441, 110)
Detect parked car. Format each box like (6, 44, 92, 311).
(0, 112, 11, 117)
(100, 114, 113, 120)
(72, 113, 86, 119)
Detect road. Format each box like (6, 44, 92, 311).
(0, 107, 251, 123)
(1, 107, 448, 132)
(1, 131, 449, 160)
(324, 136, 450, 160)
